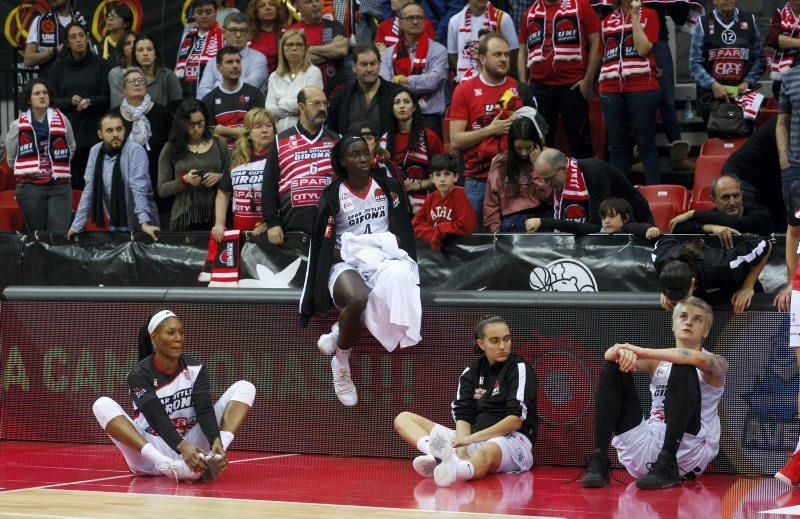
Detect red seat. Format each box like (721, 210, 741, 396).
(649, 202, 678, 232)
(0, 189, 24, 232)
(699, 137, 747, 157)
(692, 155, 726, 196)
(72, 189, 109, 232)
(638, 184, 689, 213)
(588, 95, 606, 160)
(690, 184, 715, 211)
(0, 156, 15, 192)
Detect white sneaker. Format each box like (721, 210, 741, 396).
(156, 458, 202, 482)
(317, 323, 340, 355)
(201, 453, 225, 481)
(413, 454, 436, 478)
(429, 425, 458, 487)
(331, 358, 358, 406)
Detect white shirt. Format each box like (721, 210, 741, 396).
(265, 65, 325, 133)
(26, 13, 73, 45)
(335, 178, 390, 246)
(446, 6, 519, 81)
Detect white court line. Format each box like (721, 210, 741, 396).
(0, 512, 89, 519)
(0, 453, 300, 495)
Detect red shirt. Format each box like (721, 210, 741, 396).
(250, 30, 281, 76)
(412, 186, 477, 251)
(519, 0, 600, 85)
(375, 17, 437, 47)
(598, 8, 660, 94)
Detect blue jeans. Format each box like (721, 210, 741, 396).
(500, 213, 529, 232)
(464, 178, 486, 231)
(15, 182, 72, 232)
(654, 40, 682, 143)
(600, 89, 662, 185)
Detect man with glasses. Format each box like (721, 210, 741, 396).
(328, 44, 401, 135)
(262, 86, 339, 240)
(197, 12, 268, 99)
(379, 3, 448, 137)
(375, 0, 437, 50)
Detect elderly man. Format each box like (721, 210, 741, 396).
(262, 86, 339, 242)
(329, 43, 401, 136)
(68, 112, 160, 239)
(532, 148, 652, 226)
(378, 3, 448, 136)
(196, 12, 268, 99)
(290, 0, 350, 96)
(669, 175, 772, 242)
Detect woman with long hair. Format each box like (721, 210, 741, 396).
(158, 99, 231, 231)
(265, 29, 324, 132)
(484, 110, 552, 232)
(131, 33, 183, 112)
(92, 310, 255, 482)
(248, 0, 289, 75)
(212, 108, 277, 240)
(4, 78, 75, 232)
(381, 88, 442, 214)
(109, 31, 138, 108)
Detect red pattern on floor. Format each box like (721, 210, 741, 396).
(1, 441, 799, 517)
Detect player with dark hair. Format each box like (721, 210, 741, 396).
(394, 316, 538, 487)
(582, 297, 727, 490)
(92, 310, 255, 481)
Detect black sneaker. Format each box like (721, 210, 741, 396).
(636, 451, 681, 490)
(581, 449, 610, 488)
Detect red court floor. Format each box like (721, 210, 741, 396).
(1, 440, 799, 518)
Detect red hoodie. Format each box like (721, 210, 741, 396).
(412, 186, 477, 251)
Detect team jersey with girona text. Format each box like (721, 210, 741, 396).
(128, 354, 211, 440)
(334, 178, 390, 247)
(219, 157, 266, 230)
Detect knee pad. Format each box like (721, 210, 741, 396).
(231, 380, 256, 406)
(93, 396, 126, 429)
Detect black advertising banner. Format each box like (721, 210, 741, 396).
(4, 232, 790, 294)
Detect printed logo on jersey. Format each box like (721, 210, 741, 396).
(374, 187, 386, 203)
(390, 192, 400, 208)
(529, 259, 598, 292)
(159, 387, 194, 414)
(290, 176, 329, 207)
(721, 30, 736, 45)
(132, 387, 146, 398)
(473, 386, 487, 399)
(491, 381, 501, 397)
(563, 204, 587, 222)
(346, 206, 387, 227)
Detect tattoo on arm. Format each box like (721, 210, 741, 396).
(678, 349, 690, 360)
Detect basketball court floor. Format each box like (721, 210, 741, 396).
(0, 441, 799, 518)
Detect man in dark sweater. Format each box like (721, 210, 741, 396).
(669, 175, 772, 244)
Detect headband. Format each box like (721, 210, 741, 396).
(514, 106, 549, 142)
(148, 310, 177, 334)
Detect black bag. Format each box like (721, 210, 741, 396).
(707, 102, 749, 136)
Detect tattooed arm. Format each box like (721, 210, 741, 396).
(616, 344, 727, 387)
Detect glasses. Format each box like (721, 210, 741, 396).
(402, 15, 424, 23)
(106, 11, 120, 19)
(124, 77, 146, 85)
(189, 120, 206, 128)
(284, 42, 306, 48)
(305, 100, 329, 107)
(225, 27, 249, 35)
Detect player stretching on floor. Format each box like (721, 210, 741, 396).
(582, 296, 727, 490)
(394, 316, 538, 487)
(92, 310, 255, 482)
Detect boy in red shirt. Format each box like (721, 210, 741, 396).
(412, 153, 477, 251)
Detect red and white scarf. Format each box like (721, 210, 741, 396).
(200, 230, 241, 287)
(599, 9, 653, 82)
(175, 22, 224, 83)
(385, 17, 402, 46)
(14, 108, 71, 180)
(525, 0, 582, 66)
(734, 91, 765, 121)
(771, 3, 800, 80)
(379, 129, 431, 214)
(455, 3, 503, 81)
(392, 35, 430, 76)
(553, 158, 590, 222)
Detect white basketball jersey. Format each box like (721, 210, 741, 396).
(648, 350, 725, 445)
(335, 179, 390, 246)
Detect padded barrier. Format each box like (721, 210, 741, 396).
(0, 288, 793, 476)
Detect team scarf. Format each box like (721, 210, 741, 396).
(200, 230, 242, 286)
(525, 0, 583, 67)
(14, 108, 71, 180)
(734, 90, 765, 121)
(379, 129, 431, 213)
(392, 35, 430, 76)
(456, 3, 503, 80)
(120, 94, 153, 150)
(175, 22, 224, 83)
(771, 3, 800, 80)
(385, 17, 402, 46)
(598, 8, 654, 82)
(36, 7, 87, 48)
(553, 158, 590, 223)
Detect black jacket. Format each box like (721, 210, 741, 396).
(299, 170, 416, 326)
(327, 78, 401, 136)
(579, 159, 654, 225)
(452, 352, 538, 445)
(671, 204, 772, 236)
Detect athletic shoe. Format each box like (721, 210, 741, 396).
(201, 452, 225, 481)
(635, 451, 681, 490)
(776, 450, 800, 486)
(429, 425, 458, 487)
(331, 359, 358, 406)
(413, 454, 437, 478)
(156, 458, 202, 482)
(581, 449, 610, 488)
(317, 323, 340, 355)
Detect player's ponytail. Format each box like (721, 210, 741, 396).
(138, 320, 154, 361)
(660, 240, 704, 303)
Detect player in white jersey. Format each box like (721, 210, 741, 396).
(92, 310, 255, 482)
(581, 296, 727, 490)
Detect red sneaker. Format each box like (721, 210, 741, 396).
(776, 451, 800, 486)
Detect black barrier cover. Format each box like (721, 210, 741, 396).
(0, 234, 23, 287)
(3, 232, 788, 294)
(0, 295, 792, 476)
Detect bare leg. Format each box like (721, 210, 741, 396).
(332, 270, 369, 350)
(394, 412, 436, 448)
(104, 415, 148, 451)
(220, 400, 251, 434)
(463, 443, 503, 480)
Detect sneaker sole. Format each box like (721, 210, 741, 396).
(413, 456, 436, 478)
(429, 426, 455, 487)
(775, 472, 796, 486)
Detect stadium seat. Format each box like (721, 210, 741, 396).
(588, 95, 606, 160)
(0, 156, 14, 192)
(0, 189, 24, 232)
(649, 202, 678, 233)
(690, 184, 715, 212)
(699, 137, 747, 157)
(638, 184, 689, 213)
(692, 155, 726, 196)
(72, 189, 109, 232)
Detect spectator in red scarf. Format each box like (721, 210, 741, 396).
(175, 0, 224, 98)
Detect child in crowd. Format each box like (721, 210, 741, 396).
(412, 153, 477, 251)
(525, 197, 661, 240)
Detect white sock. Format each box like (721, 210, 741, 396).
(333, 347, 351, 369)
(141, 443, 170, 465)
(456, 460, 474, 481)
(220, 430, 234, 450)
(416, 436, 430, 455)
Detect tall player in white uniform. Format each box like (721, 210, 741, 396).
(581, 296, 727, 490)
